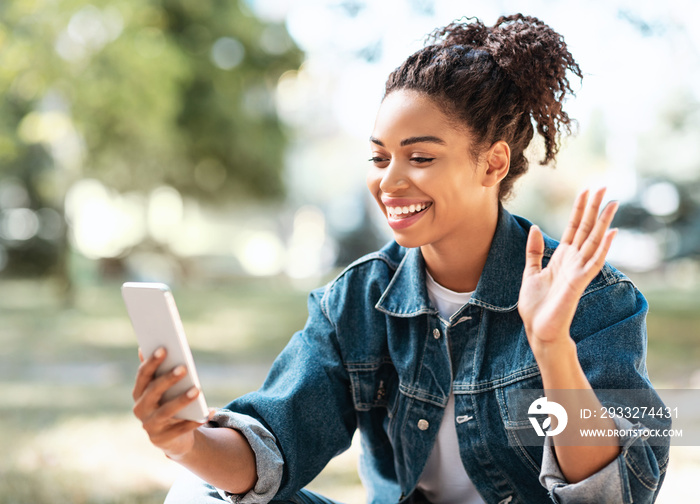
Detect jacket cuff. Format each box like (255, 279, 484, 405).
(205, 409, 284, 504)
(539, 416, 647, 503)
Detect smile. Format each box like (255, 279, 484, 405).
(386, 202, 432, 219)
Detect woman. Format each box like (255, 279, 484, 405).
(132, 14, 669, 504)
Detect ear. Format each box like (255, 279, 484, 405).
(482, 140, 510, 188)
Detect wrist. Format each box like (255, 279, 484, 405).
(164, 447, 193, 462)
(531, 335, 576, 373)
(163, 429, 201, 462)
(531, 337, 589, 389)
(528, 331, 576, 361)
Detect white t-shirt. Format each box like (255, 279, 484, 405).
(416, 271, 485, 504)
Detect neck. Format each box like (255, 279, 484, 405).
(421, 204, 499, 292)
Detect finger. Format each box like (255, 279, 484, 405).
(560, 189, 589, 245)
(572, 187, 607, 248)
(585, 228, 618, 275)
(138, 348, 144, 363)
(133, 364, 188, 419)
(132, 347, 166, 401)
(146, 365, 189, 406)
(155, 386, 202, 421)
(523, 225, 545, 278)
(578, 200, 619, 263)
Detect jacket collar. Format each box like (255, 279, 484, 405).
(375, 207, 530, 316)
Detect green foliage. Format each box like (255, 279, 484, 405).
(0, 0, 303, 201)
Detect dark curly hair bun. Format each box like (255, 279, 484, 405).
(385, 14, 583, 200)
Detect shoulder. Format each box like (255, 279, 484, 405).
(506, 211, 633, 298)
(338, 240, 406, 277)
(534, 221, 648, 337)
(532, 219, 634, 298)
(511, 211, 645, 326)
(311, 241, 406, 318)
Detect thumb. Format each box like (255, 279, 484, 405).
(523, 225, 544, 278)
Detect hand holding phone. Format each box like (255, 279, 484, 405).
(122, 282, 209, 422)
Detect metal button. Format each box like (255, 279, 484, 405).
(417, 419, 429, 431)
(432, 328, 441, 339)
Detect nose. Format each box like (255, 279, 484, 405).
(378, 161, 410, 194)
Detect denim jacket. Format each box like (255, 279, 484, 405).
(210, 208, 670, 504)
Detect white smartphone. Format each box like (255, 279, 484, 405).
(121, 282, 209, 422)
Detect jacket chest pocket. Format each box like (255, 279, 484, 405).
(347, 359, 400, 418)
(496, 371, 546, 479)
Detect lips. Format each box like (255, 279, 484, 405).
(382, 199, 432, 230)
(386, 202, 431, 219)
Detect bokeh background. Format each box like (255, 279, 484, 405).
(1, 0, 699, 502)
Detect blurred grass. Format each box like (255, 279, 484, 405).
(0, 275, 698, 503)
(642, 286, 700, 387)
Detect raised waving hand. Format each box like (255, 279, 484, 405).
(517, 187, 619, 353)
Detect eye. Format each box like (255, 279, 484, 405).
(369, 156, 390, 166)
(411, 157, 435, 164)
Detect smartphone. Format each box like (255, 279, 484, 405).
(121, 282, 209, 422)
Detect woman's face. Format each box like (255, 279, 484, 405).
(367, 89, 497, 250)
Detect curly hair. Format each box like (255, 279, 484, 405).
(384, 14, 583, 200)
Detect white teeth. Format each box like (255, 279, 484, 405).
(387, 203, 429, 217)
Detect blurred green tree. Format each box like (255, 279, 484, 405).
(0, 0, 302, 296)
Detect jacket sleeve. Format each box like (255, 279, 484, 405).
(209, 286, 357, 503)
(205, 411, 284, 504)
(538, 275, 670, 504)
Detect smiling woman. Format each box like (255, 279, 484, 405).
(366, 90, 510, 289)
(131, 14, 670, 504)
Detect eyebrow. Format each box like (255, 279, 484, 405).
(369, 135, 447, 147)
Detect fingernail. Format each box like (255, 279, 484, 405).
(154, 347, 165, 358)
(173, 365, 186, 376)
(186, 387, 198, 398)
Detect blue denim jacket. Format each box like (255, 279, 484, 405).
(211, 208, 669, 504)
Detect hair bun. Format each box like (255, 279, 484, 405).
(430, 15, 490, 48)
(433, 15, 581, 107)
(489, 15, 581, 107)
(427, 14, 582, 172)
(388, 14, 582, 199)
